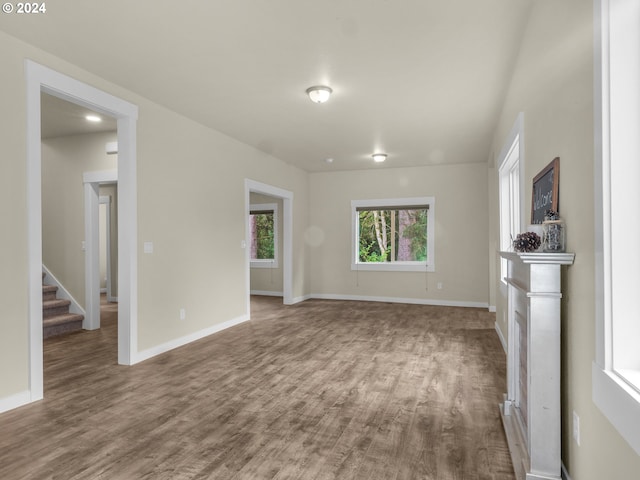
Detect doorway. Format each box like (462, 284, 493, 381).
(26, 61, 138, 403)
(244, 179, 294, 316)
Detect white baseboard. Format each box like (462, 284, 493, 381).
(495, 321, 507, 353)
(42, 264, 85, 316)
(310, 293, 489, 309)
(561, 462, 572, 480)
(250, 290, 283, 297)
(134, 313, 250, 364)
(488, 305, 496, 313)
(290, 294, 312, 304)
(0, 390, 33, 414)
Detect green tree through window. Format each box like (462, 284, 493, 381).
(250, 210, 275, 260)
(357, 207, 428, 263)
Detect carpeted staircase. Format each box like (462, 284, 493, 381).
(43, 274, 84, 338)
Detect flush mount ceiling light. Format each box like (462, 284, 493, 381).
(306, 85, 332, 103)
(85, 114, 102, 122)
(372, 153, 387, 163)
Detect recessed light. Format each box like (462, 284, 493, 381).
(372, 153, 387, 163)
(325, 158, 334, 164)
(306, 86, 332, 104)
(85, 114, 102, 123)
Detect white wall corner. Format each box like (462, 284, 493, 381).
(290, 294, 313, 304)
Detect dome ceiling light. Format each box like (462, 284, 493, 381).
(372, 153, 387, 163)
(306, 85, 332, 104)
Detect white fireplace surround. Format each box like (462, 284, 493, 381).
(499, 251, 575, 480)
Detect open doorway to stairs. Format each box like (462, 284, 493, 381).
(41, 92, 119, 338)
(26, 60, 138, 403)
(245, 180, 293, 316)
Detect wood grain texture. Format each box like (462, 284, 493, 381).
(0, 297, 515, 480)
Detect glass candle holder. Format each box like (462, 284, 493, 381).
(543, 219, 565, 252)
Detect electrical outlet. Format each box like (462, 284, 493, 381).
(573, 410, 581, 446)
(437, 282, 443, 290)
(179, 308, 186, 321)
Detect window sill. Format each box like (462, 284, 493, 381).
(250, 260, 279, 269)
(351, 262, 435, 273)
(592, 363, 640, 455)
(616, 369, 640, 396)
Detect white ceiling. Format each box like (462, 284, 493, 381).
(41, 93, 117, 139)
(1, 0, 532, 171)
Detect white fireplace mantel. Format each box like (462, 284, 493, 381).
(499, 251, 575, 480)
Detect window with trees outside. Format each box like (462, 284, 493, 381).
(351, 197, 435, 272)
(249, 203, 278, 268)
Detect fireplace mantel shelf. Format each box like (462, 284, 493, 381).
(500, 251, 575, 265)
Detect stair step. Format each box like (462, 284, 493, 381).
(42, 284, 58, 301)
(43, 298, 72, 318)
(43, 313, 84, 339)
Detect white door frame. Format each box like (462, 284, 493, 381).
(244, 179, 293, 313)
(99, 194, 113, 301)
(26, 60, 139, 402)
(83, 171, 117, 331)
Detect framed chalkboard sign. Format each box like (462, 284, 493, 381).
(531, 157, 559, 224)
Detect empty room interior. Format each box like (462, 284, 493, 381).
(1, 1, 639, 479)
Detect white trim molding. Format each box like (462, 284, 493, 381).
(593, 0, 640, 455)
(290, 294, 313, 304)
(83, 171, 118, 331)
(25, 60, 138, 409)
(497, 113, 525, 284)
(0, 390, 32, 414)
(495, 321, 507, 353)
(310, 293, 488, 309)
(351, 197, 435, 272)
(250, 290, 284, 297)
(245, 179, 294, 309)
(135, 314, 250, 364)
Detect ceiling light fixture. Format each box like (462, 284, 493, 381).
(306, 85, 332, 104)
(85, 114, 102, 122)
(372, 153, 387, 163)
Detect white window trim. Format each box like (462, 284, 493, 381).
(497, 113, 525, 288)
(249, 203, 279, 269)
(593, 0, 640, 456)
(351, 197, 435, 272)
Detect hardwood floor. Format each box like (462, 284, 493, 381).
(0, 297, 515, 480)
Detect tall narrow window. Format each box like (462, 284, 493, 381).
(249, 203, 278, 268)
(593, 0, 640, 455)
(498, 114, 524, 282)
(351, 197, 435, 272)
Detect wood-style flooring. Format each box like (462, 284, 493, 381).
(0, 296, 515, 480)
